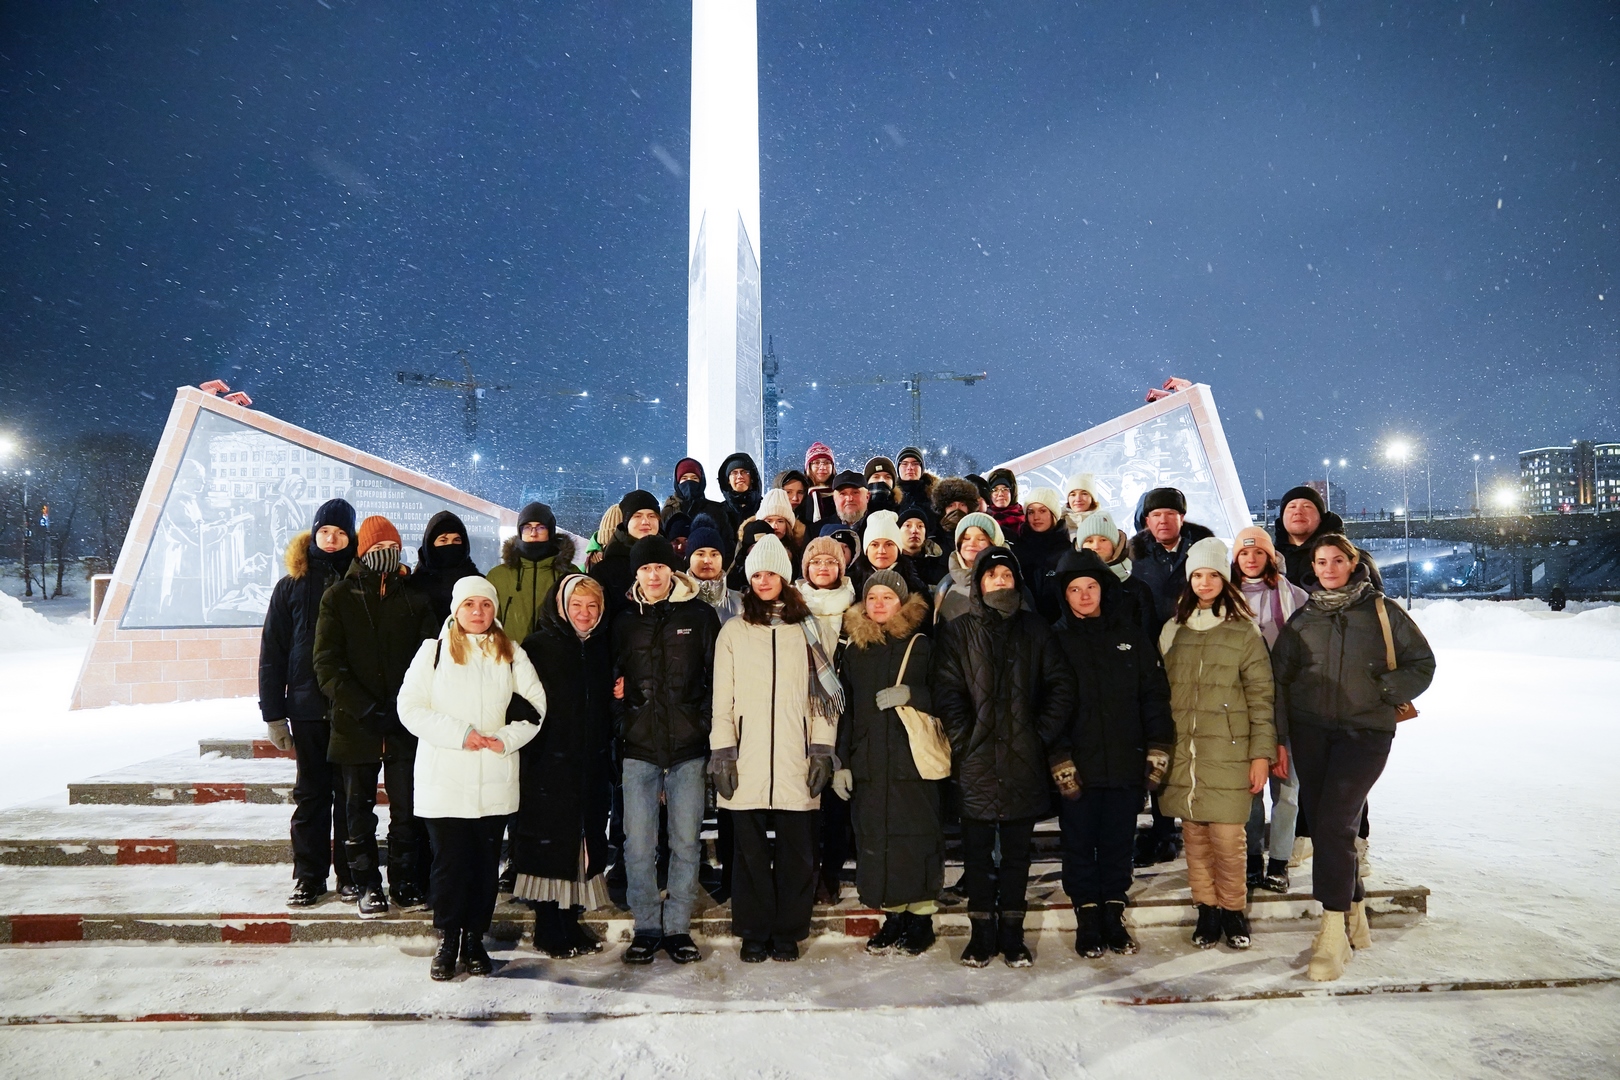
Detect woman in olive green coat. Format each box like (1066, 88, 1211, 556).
(1158, 537, 1275, 953)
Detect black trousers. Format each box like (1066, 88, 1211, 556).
(290, 719, 351, 888)
(1058, 788, 1140, 905)
(960, 816, 1038, 915)
(340, 758, 419, 891)
(730, 809, 817, 946)
(424, 816, 508, 934)
(818, 791, 852, 892)
(1291, 723, 1394, 912)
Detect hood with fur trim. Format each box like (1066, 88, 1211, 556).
(284, 531, 312, 580)
(499, 532, 578, 569)
(841, 591, 930, 649)
(932, 476, 981, 518)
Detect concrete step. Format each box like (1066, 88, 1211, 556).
(66, 751, 379, 806)
(0, 862, 1429, 945)
(199, 738, 293, 760)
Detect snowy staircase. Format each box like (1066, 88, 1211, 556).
(0, 738, 1430, 947)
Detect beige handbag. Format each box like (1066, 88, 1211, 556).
(1374, 596, 1420, 723)
(891, 634, 952, 780)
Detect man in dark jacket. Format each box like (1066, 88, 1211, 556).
(590, 489, 665, 621)
(259, 498, 357, 907)
(718, 451, 763, 526)
(612, 535, 721, 964)
(1273, 485, 1384, 593)
(931, 547, 1077, 967)
(672, 458, 736, 537)
(313, 516, 438, 919)
(406, 510, 481, 624)
(1126, 487, 1216, 637)
(1050, 549, 1173, 956)
(898, 504, 949, 587)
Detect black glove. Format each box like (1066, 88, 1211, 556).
(807, 754, 835, 797)
(708, 751, 739, 801)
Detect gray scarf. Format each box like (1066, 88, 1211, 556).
(1311, 579, 1374, 613)
(982, 588, 1022, 617)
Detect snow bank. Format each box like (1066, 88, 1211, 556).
(1410, 598, 1620, 660)
(0, 591, 94, 652)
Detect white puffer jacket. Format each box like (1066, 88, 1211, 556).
(398, 627, 546, 819)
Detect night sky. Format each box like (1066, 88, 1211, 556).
(2, 1, 1615, 513)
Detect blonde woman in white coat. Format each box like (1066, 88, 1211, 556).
(398, 575, 545, 981)
(709, 534, 843, 963)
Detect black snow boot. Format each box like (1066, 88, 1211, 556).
(1246, 849, 1265, 888)
(532, 901, 576, 958)
(1102, 900, 1139, 955)
(896, 912, 936, 957)
(998, 911, 1033, 968)
(1258, 858, 1290, 893)
(430, 929, 460, 981)
(287, 879, 325, 908)
(462, 929, 493, 975)
(1221, 907, 1252, 950)
(623, 933, 661, 964)
(1073, 903, 1105, 959)
(866, 913, 908, 955)
(563, 905, 603, 955)
(1191, 903, 1223, 949)
(959, 914, 998, 968)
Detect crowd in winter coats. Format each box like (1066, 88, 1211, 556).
(258, 446, 1433, 982)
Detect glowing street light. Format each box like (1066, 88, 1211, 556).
(1323, 457, 1347, 511)
(1493, 486, 1518, 512)
(1386, 440, 1413, 608)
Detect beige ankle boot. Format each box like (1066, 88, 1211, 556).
(1308, 910, 1352, 982)
(1346, 900, 1372, 949)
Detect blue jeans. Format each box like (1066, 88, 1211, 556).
(622, 756, 706, 936)
(1246, 756, 1300, 862)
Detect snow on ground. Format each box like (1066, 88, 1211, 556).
(0, 599, 1617, 1078)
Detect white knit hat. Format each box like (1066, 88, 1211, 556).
(758, 487, 795, 522)
(1184, 537, 1232, 580)
(862, 509, 903, 552)
(1024, 487, 1063, 519)
(451, 574, 500, 610)
(745, 533, 794, 582)
(1065, 472, 1097, 499)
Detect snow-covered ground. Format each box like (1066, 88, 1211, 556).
(0, 596, 1617, 1078)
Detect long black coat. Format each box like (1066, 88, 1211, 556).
(931, 589, 1077, 822)
(1051, 591, 1174, 789)
(512, 595, 615, 882)
(836, 594, 942, 909)
(258, 532, 351, 722)
(611, 575, 721, 769)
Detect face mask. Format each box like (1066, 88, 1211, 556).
(425, 540, 465, 569)
(362, 547, 401, 576)
(982, 587, 1022, 616)
(308, 538, 354, 573)
(677, 479, 705, 504)
(517, 537, 558, 562)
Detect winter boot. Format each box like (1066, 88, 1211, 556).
(769, 939, 800, 962)
(1355, 836, 1373, 879)
(532, 901, 576, 958)
(662, 933, 702, 964)
(461, 930, 493, 976)
(1073, 904, 1105, 959)
(430, 929, 460, 981)
(357, 885, 389, 919)
(1288, 837, 1312, 868)
(287, 879, 325, 908)
(1190, 903, 1223, 949)
(896, 912, 936, 957)
(739, 939, 770, 963)
(998, 911, 1033, 968)
(1307, 910, 1352, 981)
(866, 913, 908, 955)
(1101, 900, 1138, 955)
(1221, 907, 1252, 950)
(1259, 858, 1290, 893)
(1246, 849, 1265, 888)
(959, 914, 998, 968)
(1346, 900, 1372, 949)
(563, 905, 603, 955)
(623, 933, 661, 964)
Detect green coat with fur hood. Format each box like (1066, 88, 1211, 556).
(486, 534, 579, 646)
(1158, 611, 1277, 824)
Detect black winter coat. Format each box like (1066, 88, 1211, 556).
(406, 510, 482, 624)
(1051, 594, 1174, 789)
(258, 532, 352, 722)
(588, 527, 641, 622)
(512, 595, 615, 882)
(1013, 525, 1073, 624)
(312, 563, 438, 765)
(1127, 522, 1216, 635)
(612, 575, 721, 768)
(931, 591, 1077, 821)
(719, 451, 763, 524)
(837, 595, 942, 909)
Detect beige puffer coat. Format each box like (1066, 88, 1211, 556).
(711, 615, 837, 812)
(1158, 611, 1276, 825)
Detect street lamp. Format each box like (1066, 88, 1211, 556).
(1323, 457, 1347, 514)
(622, 455, 650, 491)
(1471, 454, 1496, 515)
(1386, 441, 1412, 608)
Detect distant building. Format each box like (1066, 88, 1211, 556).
(1519, 440, 1616, 514)
(1596, 443, 1620, 512)
(1305, 479, 1348, 516)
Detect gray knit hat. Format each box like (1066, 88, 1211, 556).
(862, 568, 910, 604)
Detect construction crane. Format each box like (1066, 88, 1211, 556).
(396, 350, 510, 444)
(812, 369, 987, 448)
(762, 337, 781, 476)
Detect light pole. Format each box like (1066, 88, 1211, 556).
(1387, 442, 1411, 608)
(1471, 454, 1495, 515)
(1323, 457, 1347, 515)
(622, 455, 650, 492)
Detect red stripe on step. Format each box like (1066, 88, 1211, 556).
(116, 839, 178, 865)
(844, 917, 880, 938)
(251, 740, 296, 759)
(193, 783, 248, 804)
(376, 786, 388, 806)
(220, 916, 293, 944)
(11, 914, 84, 943)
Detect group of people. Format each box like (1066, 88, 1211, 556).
(259, 443, 1435, 984)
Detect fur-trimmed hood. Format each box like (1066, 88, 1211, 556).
(932, 476, 981, 518)
(500, 532, 578, 570)
(841, 591, 930, 649)
(284, 531, 312, 580)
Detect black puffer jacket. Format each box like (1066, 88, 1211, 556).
(258, 532, 353, 722)
(512, 585, 615, 882)
(1013, 523, 1073, 624)
(406, 510, 482, 624)
(719, 451, 763, 525)
(612, 573, 721, 768)
(1272, 582, 1435, 735)
(588, 526, 643, 622)
(1050, 551, 1173, 788)
(930, 548, 1077, 821)
(1127, 521, 1216, 635)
